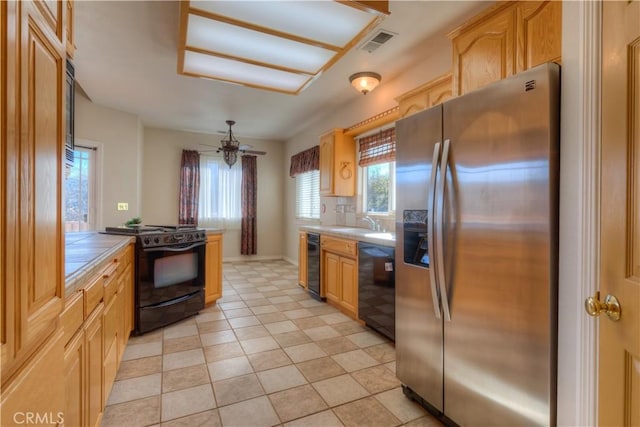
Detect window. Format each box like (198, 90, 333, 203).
(198, 156, 242, 228)
(363, 162, 395, 214)
(358, 126, 396, 215)
(64, 146, 97, 231)
(296, 170, 320, 219)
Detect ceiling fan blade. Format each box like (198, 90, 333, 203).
(198, 143, 218, 148)
(241, 149, 267, 155)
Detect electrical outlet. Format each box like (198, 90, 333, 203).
(117, 202, 129, 211)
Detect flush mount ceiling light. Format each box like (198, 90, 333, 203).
(178, 1, 389, 95)
(349, 71, 381, 95)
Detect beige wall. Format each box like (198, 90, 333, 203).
(74, 92, 143, 229)
(142, 127, 284, 260)
(283, 33, 453, 264)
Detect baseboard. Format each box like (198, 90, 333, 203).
(222, 255, 288, 263)
(282, 256, 297, 266)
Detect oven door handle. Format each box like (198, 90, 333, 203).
(144, 292, 200, 308)
(143, 241, 206, 252)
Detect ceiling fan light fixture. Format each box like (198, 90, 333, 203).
(223, 150, 237, 168)
(349, 71, 381, 95)
(221, 120, 240, 167)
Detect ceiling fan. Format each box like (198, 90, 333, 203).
(199, 120, 266, 167)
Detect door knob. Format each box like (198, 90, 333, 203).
(584, 291, 621, 321)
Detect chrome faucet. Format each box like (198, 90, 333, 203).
(361, 216, 378, 231)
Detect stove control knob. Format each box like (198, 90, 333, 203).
(154, 237, 160, 244)
(143, 238, 150, 245)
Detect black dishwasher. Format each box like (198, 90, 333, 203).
(358, 242, 395, 341)
(306, 233, 323, 301)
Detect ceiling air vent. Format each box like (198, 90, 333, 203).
(359, 30, 396, 53)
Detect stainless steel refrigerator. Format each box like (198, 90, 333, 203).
(395, 63, 559, 426)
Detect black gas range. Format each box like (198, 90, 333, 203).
(103, 224, 207, 334)
(103, 224, 207, 248)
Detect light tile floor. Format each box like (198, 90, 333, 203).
(102, 260, 443, 427)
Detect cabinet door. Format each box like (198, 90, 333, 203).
(205, 234, 223, 304)
(515, 1, 562, 72)
(2, 0, 66, 381)
(0, 330, 65, 426)
(102, 294, 118, 404)
(451, 6, 516, 96)
(65, 0, 74, 57)
(85, 304, 104, 427)
(319, 133, 334, 195)
(298, 232, 308, 288)
(323, 252, 341, 304)
(121, 261, 133, 350)
(64, 330, 85, 427)
(340, 257, 358, 317)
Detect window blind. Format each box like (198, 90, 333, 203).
(296, 170, 320, 219)
(358, 127, 396, 167)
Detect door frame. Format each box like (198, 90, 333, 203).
(558, 1, 601, 425)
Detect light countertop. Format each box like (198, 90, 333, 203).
(65, 232, 134, 295)
(299, 225, 395, 247)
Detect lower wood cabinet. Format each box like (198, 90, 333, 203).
(321, 236, 358, 319)
(85, 303, 104, 427)
(298, 232, 308, 289)
(0, 330, 66, 426)
(60, 242, 133, 427)
(205, 233, 223, 304)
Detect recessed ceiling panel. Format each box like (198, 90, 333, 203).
(186, 14, 335, 73)
(178, 1, 388, 94)
(183, 50, 311, 93)
(190, 1, 377, 47)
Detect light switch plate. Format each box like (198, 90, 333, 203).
(117, 202, 129, 211)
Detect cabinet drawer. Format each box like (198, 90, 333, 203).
(60, 291, 84, 345)
(83, 274, 104, 318)
(321, 236, 357, 258)
(103, 263, 119, 304)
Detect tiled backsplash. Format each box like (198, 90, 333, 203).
(320, 196, 395, 232)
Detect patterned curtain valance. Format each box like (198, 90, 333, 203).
(289, 145, 320, 177)
(358, 127, 396, 167)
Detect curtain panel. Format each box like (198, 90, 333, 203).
(241, 155, 257, 255)
(178, 150, 200, 225)
(358, 127, 396, 167)
(289, 145, 320, 177)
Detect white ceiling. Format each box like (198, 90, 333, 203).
(73, 1, 488, 142)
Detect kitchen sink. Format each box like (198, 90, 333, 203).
(363, 232, 395, 241)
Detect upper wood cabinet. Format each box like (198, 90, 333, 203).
(2, 0, 67, 385)
(395, 73, 453, 118)
(319, 129, 356, 197)
(515, 1, 562, 72)
(449, 1, 561, 96)
(205, 233, 223, 304)
(66, 0, 75, 57)
(449, 4, 516, 96)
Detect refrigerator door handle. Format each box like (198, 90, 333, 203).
(436, 139, 452, 322)
(427, 142, 442, 319)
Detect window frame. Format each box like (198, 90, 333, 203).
(64, 143, 100, 232)
(359, 160, 396, 216)
(295, 169, 320, 220)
